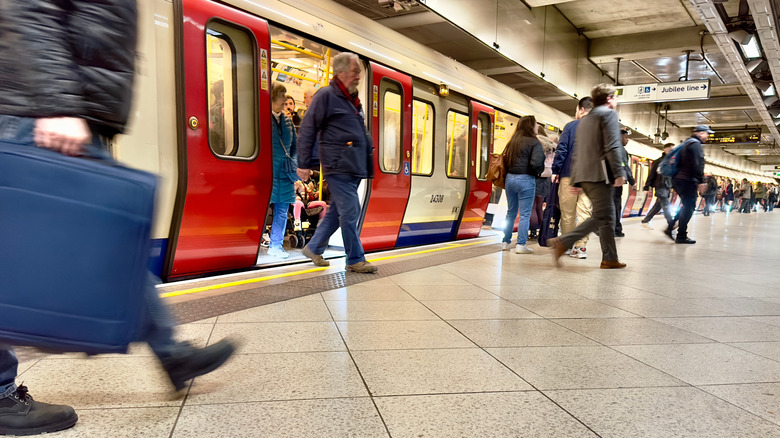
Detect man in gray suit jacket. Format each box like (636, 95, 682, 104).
(549, 84, 628, 269)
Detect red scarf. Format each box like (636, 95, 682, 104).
(332, 77, 360, 110)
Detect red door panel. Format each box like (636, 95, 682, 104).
(360, 62, 412, 251)
(167, 0, 272, 278)
(457, 101, 494, 239)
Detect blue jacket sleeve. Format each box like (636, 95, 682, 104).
(551, 122, 572, 175)
(297, 90, 329, 169)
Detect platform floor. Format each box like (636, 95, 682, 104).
(15, 209, 780, 437)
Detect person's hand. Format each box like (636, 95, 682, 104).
(34, 117, 91, 156)
(551, 174, 559, 183)
(613, 177, 626, 187)
(296, 168, 312, 181)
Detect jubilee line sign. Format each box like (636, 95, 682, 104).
(615, 80, 711, 103)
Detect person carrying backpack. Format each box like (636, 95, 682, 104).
(666, 125, 711, 244)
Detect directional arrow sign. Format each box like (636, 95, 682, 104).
(616, 80, 711, 104)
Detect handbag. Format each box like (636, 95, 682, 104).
(487, 148, 508, 189)
(537, 181, 561, 247)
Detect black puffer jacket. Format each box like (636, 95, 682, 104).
(506, 136, 545, 177)
(0, 0, 137, 136)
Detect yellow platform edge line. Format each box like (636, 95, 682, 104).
(161, 238, 493, 298)
(159, 267, 328, 298)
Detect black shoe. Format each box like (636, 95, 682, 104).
(663, 228, 675, 241)
(162, 340, 236, 391)
(528, 230, 538, 240)
(676, 237, 696, 244)
(0, 386, 77, 436)
(614, 231, 625, 237)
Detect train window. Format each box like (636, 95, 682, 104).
(380, 81, 402, 173)
(494, 111, 518, 155)
(206, 22, 257, 159)
(412, 100, 433, 175)
(475, 113, 491, 180)
(445, 111, 469, 178)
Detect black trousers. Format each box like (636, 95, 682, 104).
(613, 185, 624, 233)
(671, 178, 697, 239)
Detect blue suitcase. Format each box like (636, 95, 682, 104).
(0, 140, 156, 354)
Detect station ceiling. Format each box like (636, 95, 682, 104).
(331, 0, 780, 167)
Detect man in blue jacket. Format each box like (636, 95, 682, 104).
(297, 52, 377, 273)
(551, 97, 593, 259)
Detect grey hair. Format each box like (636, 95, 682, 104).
(332, 52, 358, 75)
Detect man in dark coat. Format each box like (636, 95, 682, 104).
(613, 129, 637, 237)
(640, 143, 674, 231)
(549, 84, 628, 269)
(0, 1, 234, 434)
(297, 52, 377, 273)
(668, 125, 711, 244)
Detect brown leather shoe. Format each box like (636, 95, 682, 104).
(548, 238, 566, 268)
(347, 261, 377, 273)
(600, 260, 627, 269)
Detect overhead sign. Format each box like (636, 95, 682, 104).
(760, 165, 780, 170)
(615, 80, 710, 103)
(709, 129, 761, 145)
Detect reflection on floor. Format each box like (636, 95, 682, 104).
(15, 210, 780, 437)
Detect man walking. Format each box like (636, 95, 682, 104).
(297, 52, 377, 273)
(549, 84, 628, 269)
(613, 129, 636, 237)
(640, 143, 674, 231)
(0, 1, 235, 434)
(667, 125, 711, 244)
(551, 97, 593, 260)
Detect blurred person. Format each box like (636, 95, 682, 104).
(702, 174, 718, 216)
(268, 84, 300, 258)
(0, 1, 235, 435)
(551, 97, 593, 259)
(549, 84, 627, 269)
(209, 80, 226, 154)
(754, 182, 766, 212)
(283, 95, 302, 132)
(529, 131, 556, 240)
(668, 125, 710, 243)
(640, 143, 674, 231)
(725, 179, 735, 211)
(613, 129, 636, 237)
(500, 116, 545, 254)
(296, 52, 377, 273)
(739, 178, 752, 213)
(768, 183, 777, 212)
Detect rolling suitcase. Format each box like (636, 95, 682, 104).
(0, 140, 156, 354)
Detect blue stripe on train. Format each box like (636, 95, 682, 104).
(395, 221, 458, 247)
(149, 239, 168, 278)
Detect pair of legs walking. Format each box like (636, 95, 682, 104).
(558, 177, 591, 257)
(302, 173, 376, 273)
(502, 174, 536, 253)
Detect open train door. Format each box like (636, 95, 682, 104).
(456, 101, 494, 239)
(360, 62, 413, 251)
(166, 0, 272, 279)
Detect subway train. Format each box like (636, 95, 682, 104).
(117, 0, 663, 281)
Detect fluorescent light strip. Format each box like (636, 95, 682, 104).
(350, 42, 401, 64)
(475, 94, 501, 106)
(422, 72, 463, 90)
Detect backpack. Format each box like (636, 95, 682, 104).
(658, 140, 689, 178)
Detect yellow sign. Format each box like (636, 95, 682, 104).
(260, 48, 268, 72)
(261, 70, 268, 91)
(372, 85, 378, 117)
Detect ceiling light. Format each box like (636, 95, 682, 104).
(729, 30, 762, 59)
(769, 108, 780, 118)
(757, 82, 776, 96)
(764, 95, 779, 106)
(746, 59, 766, 73)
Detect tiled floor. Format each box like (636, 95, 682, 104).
(18, 210, 780, 437)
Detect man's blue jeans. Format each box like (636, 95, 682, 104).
(0, 115, 182, 397)
(305, 173, 365, 265)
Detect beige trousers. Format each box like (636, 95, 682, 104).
(558, 177, 593, 249)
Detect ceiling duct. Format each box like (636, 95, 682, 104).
(688, 0, 780, 145)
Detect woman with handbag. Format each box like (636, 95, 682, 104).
(269, 83, 301, 258)
(501, 116, 546, 254)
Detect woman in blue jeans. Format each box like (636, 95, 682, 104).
(502, 116, 545, 254)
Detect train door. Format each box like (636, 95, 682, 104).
(456, 102, 494, 239)
(360, 62, 412, 251)
(166, 0, 272, 278)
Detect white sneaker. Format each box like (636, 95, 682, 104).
(267, 247, 290, 259)
(568, 247, 580, 258)
(569, 247, 587, 259)
(515, 245, 534, 254)
(501, 242, 511, 251)
(641, 222, 653, 230)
